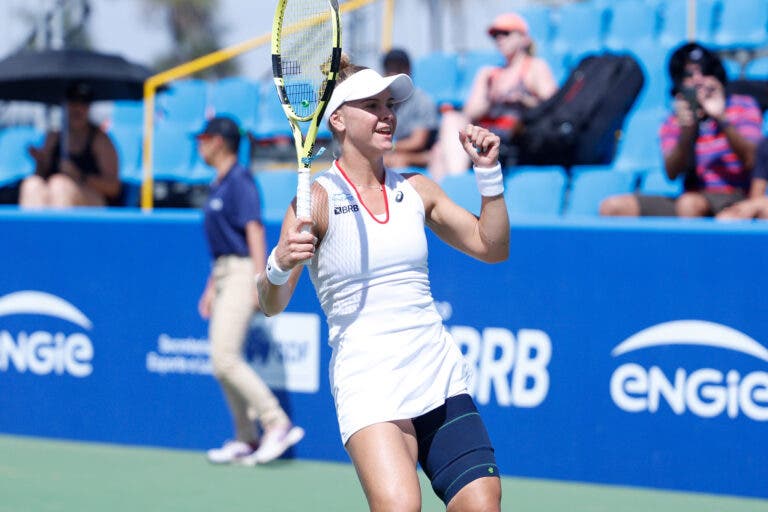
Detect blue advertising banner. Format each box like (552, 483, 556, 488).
(0, 209, 766, 499)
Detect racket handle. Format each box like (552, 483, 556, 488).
(297, 168, 311, 233)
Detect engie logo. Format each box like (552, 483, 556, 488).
(0, 291, 94, 377)
(610, 320, 768, 421)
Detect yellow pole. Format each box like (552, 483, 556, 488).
(381, 0, 395, 51)
(140, 81, 156, 211)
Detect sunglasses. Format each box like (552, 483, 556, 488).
(490, 30, 512, 39)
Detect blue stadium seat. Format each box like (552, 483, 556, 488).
(745, 56, 768, 79)
(536, 46, 568, 86)
(658, 0, 718, 48)
(151, 124, 197, 182)
(156, 79, 208, 130)
(516, 4, 553, 44)
(613, 108, 666, 172)
(639, 167, 683, 196)
(712, 0, 768, 48)
(551, 2, 607, 56)
(440, 172, 481, 215)
(209, 77, 260, 131)
(108, 125, 143, 185)
(0, 126, 44, 186)
(252, 81, 293, 141)
(111, 100, 146, 129)
(254, 170, 296, 223)
(631, 45, 669, 110)
(603, 0, 659, 51)
(456, 50, 505, 104)
(503, 166, 567, 216)
(564, 166, 638, 216)
(412, 52, 461, 107)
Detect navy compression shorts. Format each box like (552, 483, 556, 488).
(412, 393, 499, 505)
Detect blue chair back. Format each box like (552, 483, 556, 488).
(504, 166, 567, 216)
(0, 126, 44, 186)
(254, 170, 297, 223)
(440, 172, 481, 215)
(564, 166, 638, 216)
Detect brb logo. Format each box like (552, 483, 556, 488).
(610, 320, 768, 421)
(0, 291, 94, 377)
(450, 326, 552, 408)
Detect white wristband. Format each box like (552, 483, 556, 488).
(473, 163, 504, 197)
(265, 247, 291, 285)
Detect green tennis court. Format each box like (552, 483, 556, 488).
(0, 434, 765, 512)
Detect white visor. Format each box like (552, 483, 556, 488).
(325, 68, 414, 119)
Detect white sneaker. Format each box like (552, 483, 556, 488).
(206, 440, 258, 464)
(243, 425, 305, 465)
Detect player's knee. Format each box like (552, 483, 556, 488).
(368, 488, 420, 512)
(446, 476, 501, 512)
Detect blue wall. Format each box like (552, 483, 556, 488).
(0, 209, 766, 499)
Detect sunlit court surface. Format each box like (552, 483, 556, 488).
(0, 435, 765, 512)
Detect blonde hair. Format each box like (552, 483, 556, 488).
(336, 53, 368, 84)
(327, 53, 369, 142)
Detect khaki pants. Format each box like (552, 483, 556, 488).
(210, 256, 288, 443)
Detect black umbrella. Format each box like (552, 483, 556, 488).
(0, 48, 154, 104)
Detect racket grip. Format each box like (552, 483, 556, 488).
(297, 168, 311, 233)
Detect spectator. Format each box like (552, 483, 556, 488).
(381, 48, 439, 169)
(600, 42, 763, 217)
(196, 116, 304, 465)
(428, 12, 557, 181)
(717, 135, 768, 219)
(19, 83, 121, 208)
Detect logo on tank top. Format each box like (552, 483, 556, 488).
(332, 193, 359, 215)
(209, 198, 223, 211)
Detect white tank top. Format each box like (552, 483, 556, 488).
(308, 161, 470, 444)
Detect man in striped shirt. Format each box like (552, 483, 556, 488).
(717, 136, 768, 219)
(600, 42, 763, 217)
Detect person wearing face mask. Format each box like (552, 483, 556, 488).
(428, 12, 558, 181)
(600, 42, 763, 217)
(19, 82, 121, 208)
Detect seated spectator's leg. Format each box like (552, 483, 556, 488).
(599, 194, 641, 216)
(18, 175, 50, 208)
(47, 174, 86, 207)
(675, 192, 710, 217)
(78, 183, 107, 207)
(428, 111, 472, 181)
(756, 199, 768, 219)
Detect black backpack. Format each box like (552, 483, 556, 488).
(516, 52, 645, 167)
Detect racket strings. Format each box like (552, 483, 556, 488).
(279, 0, 335, 118)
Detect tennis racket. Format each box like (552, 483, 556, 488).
(271, 0, 342, 225)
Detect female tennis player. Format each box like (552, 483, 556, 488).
(256, 55, 509, 511)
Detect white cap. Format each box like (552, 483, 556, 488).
(325, 68, 414, 119)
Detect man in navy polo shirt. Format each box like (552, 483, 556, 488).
(196, 116, 304, 465)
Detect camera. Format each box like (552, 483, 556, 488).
(681, 86, 700, 114)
